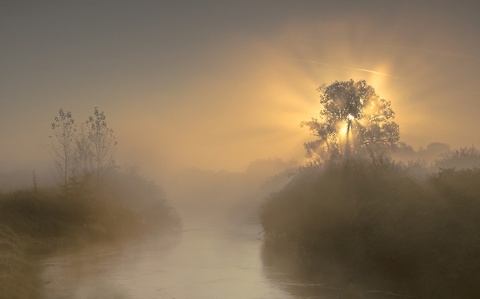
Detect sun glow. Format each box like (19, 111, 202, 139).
(339, 123, 349, 138)
(338, 114, 355, 141)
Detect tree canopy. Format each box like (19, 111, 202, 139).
(301, 79, 400, 162)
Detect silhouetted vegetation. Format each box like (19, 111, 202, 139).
(261, 155, 480, 298)
(265, 79, 480, 297)
(0, 107, 181, 298)
(49, 107, 117, 191)
(0, 169, 179, 298)
(434, 146, 480, 170)
(301, 80, 400, 162)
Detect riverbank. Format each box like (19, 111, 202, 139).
(261, 157, 480, 298)
(0, 172, 180, 298)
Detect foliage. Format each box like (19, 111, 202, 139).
(0, 171, 179, 298)
(301, 80, 400, 162)
(261, 158, 480, 298)
(434, 146, 480, 170)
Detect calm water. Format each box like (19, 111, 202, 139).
(40, 218, 397, 299)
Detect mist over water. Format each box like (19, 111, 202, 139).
(39, 205, 394, 299)
(41, 220, 284, 299)
(1, 2, 480, 298)
(39, 155, 457, 299)
(39, 159, 301, 298)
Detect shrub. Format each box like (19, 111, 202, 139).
(434, 146, 480, 170)
(261, 157, 480, 297)
(0, 170, 180, 298)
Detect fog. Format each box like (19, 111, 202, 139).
(1, 1, 480, 176)
(1, 1, 480, 298)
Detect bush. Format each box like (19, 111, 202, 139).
(0, 170, 180, 298)
(434, 146, 480, 170)
(261, 157, 480, 298)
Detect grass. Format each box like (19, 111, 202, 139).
(0, 170, 180, 298)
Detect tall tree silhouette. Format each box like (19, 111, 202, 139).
(301, 80, 399, 162)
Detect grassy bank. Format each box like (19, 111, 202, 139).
(261, 157, 480, 298)
(0, 171, 179, 298)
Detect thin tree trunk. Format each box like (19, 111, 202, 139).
(345, 120, 352, 160)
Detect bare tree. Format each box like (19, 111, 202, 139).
(49, 108, 76, 188)
(85, 107, 117, 184)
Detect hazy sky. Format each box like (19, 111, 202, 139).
(1, 1, 479, 175)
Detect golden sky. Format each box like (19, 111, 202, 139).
(1, 1, 479, 175)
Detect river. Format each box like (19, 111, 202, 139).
(40, 217, 398, 299)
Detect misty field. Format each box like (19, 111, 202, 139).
(261, 155, 480, 298)
(0, 171, 179, 299)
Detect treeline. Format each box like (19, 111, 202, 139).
(261, 152, 480, 298)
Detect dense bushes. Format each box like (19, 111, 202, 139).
(261, 157, 480, 298)
(0, 170, 179, 299)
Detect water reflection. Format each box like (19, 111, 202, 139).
(41, 221, 291, 299)
(41, 221, 399, 299)
(261, 242, 409, 299)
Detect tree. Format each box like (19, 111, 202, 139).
(73, 123, 93, 177)
(301, 80, 400, 162)
(85, 107, 117, 184)
(49, 108, 76, 188)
